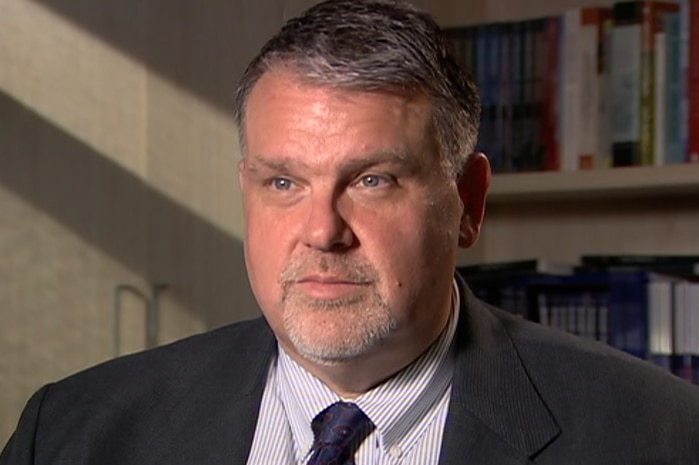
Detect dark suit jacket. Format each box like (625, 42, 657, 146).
(2, 285, 699, 464)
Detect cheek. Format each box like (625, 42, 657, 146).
(244, 207, 292, 303)
(373, 195, 460, 288)
(358, 203, 452, 283)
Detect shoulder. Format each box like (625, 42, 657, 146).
(488, 304, 699, 444)
(2, 317, 275, 464)
(492, 304, 692, 383)
(461, 300, 699, 461)
(33, 317, 275, 431)
(50, 316, 274, 398)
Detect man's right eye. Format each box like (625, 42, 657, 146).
(271, 177, 294, 190)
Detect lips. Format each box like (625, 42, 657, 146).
(293, 275, 370, 299)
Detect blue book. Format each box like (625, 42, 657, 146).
(488, 23, 504, 172)
(464, 267, 689, 368)
(679, 0, 690, 160)
(475, 24, 490, 157)
(509, 21, 524, 172)
(496, 23, 512, 173)
(664, 11, 684, 163)
(607, 270, 651, 359)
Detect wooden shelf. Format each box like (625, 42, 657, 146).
(488, 164, 699, 204)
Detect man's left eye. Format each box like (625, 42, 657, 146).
(358, 174, 389, 188)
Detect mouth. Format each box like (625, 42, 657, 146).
(292, 275, 371, 300)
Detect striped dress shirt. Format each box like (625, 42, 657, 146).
(246, 279, 459, 465)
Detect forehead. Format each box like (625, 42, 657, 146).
(243, 69, 436, 163)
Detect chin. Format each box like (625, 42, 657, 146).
(284, 308, 398, 366)
(289, 335, 384, 366)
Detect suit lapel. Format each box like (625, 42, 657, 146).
(152, 318, 277, 465)
(439, 283, 561, 465)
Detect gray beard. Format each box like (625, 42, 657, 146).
(282, 288, 398, 365)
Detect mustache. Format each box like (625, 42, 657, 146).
(279, 254, 378, 286)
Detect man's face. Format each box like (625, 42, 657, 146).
(240, 70, 465, 367)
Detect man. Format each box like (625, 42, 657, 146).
(2, 0, 699, 464)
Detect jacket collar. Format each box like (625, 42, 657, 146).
(439, 278, 560, 464)
(155, 318, 277, 464)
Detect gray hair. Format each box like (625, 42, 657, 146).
(233, 0, 480, 178)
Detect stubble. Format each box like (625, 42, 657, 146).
(279, 254, 398, 365)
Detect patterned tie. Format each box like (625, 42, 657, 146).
(307, 401, 375, 465)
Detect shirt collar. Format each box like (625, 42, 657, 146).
(276, 278, 460, 461)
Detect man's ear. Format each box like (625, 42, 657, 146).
(238, 158, 247, 191)
(457, 152, 491, 248)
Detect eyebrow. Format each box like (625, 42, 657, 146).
(246, 149, 418, 175)
(245, 156, 310, 174)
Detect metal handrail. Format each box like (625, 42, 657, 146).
(113, 283, 168, 357)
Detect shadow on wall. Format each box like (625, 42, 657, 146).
(0, 89, 259, 329)
(30, 0, 290, 118)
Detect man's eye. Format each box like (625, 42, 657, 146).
(271, 177, 294, 190)
(359, 174, 388, 188)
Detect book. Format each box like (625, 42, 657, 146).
(460, 259, 577, 320)
(672, 281, 699, 381)
(529, 18, 548, 171)
(689, 0, 699, 162)
(543, 15, 562, 171)
(610, 1, 680, 166)
(654, 15, 668, 165)
(664, 11, 684, 164)
(560, 7, 612, 171)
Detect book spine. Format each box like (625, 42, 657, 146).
(475, 25, 490, 157)
(611, 2, 643, 166)
(640, 2, 655, 166)
(500, 23, 514, 172)
(689, 0, 699, 162)
(520, 20, 537, 171)
(665, 12, 684, 164)
(647, 280, 674, 369)
(561, 9, 581, 171)
(598, 14, 614, 168)
(490, 24, 504, 172)
(655, 17, 667, 165)
(643, 2, 681, 165)
(531, 18, 548, 171)
(580, 8, 611, 170)
(510, 21, 524, 172)
(615, 271, 651, 359)
(680, 0, 690, 162)
(544, 15, 561, 171)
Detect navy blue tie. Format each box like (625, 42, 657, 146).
(307, 401, 375, 465)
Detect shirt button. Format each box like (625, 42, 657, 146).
(389, 445, 402, 458)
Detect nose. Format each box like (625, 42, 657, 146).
(301, 190, 354, 251)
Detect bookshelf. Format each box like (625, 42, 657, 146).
(441, 0, 699, 268)
(441, 0, 699, 384)
(489, 164, 699, 204)
(461, 163, 699, 266)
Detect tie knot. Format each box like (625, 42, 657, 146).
(308, 402, 375, 465)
